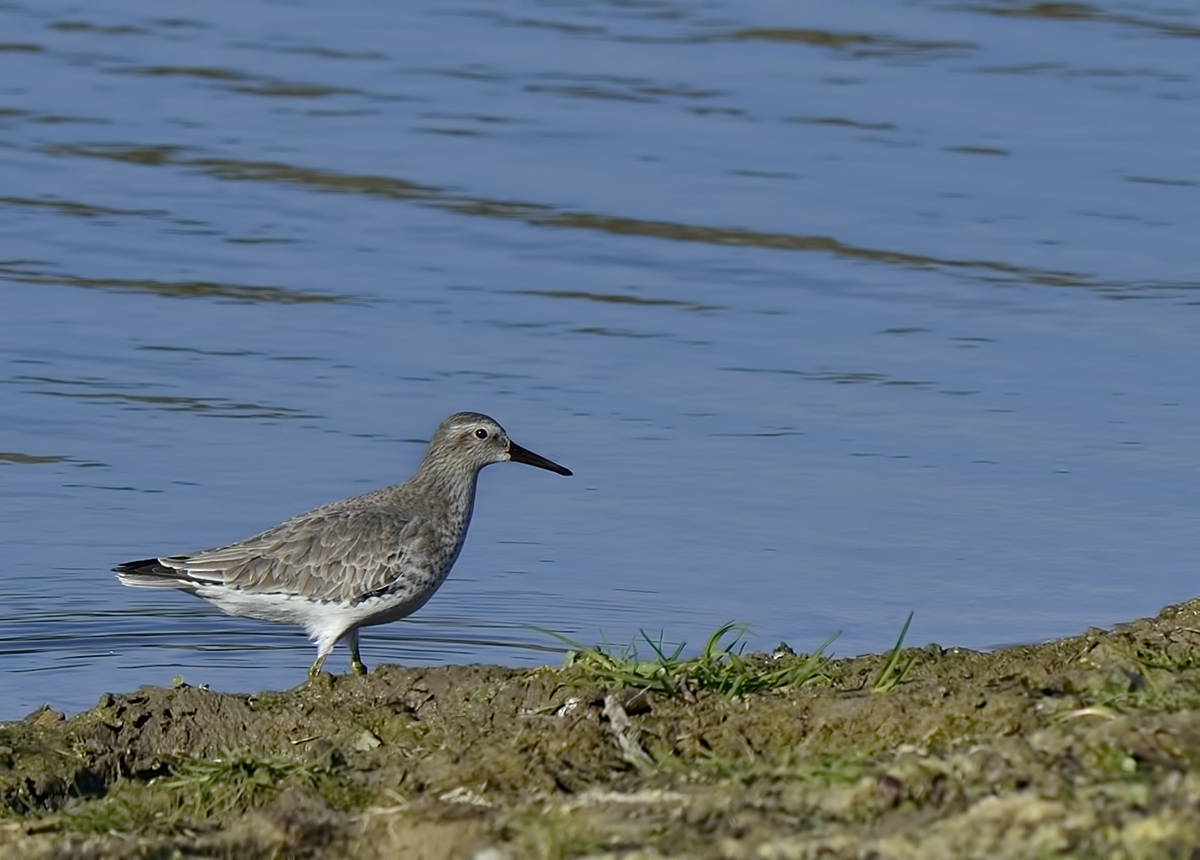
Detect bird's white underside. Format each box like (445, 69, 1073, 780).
(193, 581, 439, 656)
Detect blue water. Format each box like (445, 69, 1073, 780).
(2, 0, 1198, 718)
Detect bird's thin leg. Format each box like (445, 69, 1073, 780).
(308, 651, 328, 678)
(309, 637, 336, 678)
(347, 629, 368, 675)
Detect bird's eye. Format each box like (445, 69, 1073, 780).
(474, 428, 489, 440)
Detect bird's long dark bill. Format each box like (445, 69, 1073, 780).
(508, 442, 572, 476)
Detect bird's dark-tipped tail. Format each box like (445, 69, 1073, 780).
(115, 557, 193, 589)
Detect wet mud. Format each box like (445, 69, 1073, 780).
(7, 600, 1200, 858)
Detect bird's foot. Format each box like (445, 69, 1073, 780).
(351, 659, 368, 676)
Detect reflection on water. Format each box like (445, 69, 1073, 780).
(1, 0, 1198, 718)
(516, 289, 725, 311)
(12, 376, 311, 419)
(729, 27, 975, 57)
(0, 262, 355, 303)
(0, 453, 69, 465)
(0, 196, 163, 218)
(723, 367, 932, 388)
(45, 141, 1179, 294)
(965, 2, 1200, 38)
(0, 609, 569, 662)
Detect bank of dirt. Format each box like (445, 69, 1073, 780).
(7, 600, 1200, 858)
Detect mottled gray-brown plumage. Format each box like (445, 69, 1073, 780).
(115, 412, 571, 676)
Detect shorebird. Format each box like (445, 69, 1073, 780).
(115, 412, 571, 677)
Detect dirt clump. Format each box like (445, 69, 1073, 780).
(6, 600, 1200, 857)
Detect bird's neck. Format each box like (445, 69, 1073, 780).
(410, 454, 481, 527)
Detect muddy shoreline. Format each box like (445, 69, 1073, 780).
(6, 601, 1200, 858)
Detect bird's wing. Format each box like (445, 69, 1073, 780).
(159, 508, 422, 603)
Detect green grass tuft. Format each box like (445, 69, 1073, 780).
(162, 751, 332, 815)
(59, 749, 368, 834)
(872, 611, 917, 693)
(538, 621, 837, 698)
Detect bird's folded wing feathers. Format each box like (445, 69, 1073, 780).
(160, 509, 419, 603)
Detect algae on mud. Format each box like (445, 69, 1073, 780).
(6, 601, 1200, 858)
